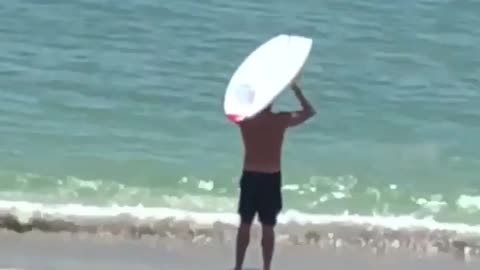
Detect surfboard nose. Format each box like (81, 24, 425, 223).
(226, 114, 245, 123)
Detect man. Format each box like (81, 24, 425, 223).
(233, 78, 316, 270)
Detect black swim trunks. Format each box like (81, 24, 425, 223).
(237, 170, 283, 226)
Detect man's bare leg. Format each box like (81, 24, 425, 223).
(234, 223, 251, 270)
(261, 225, 275, 270)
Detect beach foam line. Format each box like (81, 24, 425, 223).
(1, 199, 480, 234)
(2, 199, 480, 258)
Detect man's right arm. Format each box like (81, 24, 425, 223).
(277, 83, 316, 127)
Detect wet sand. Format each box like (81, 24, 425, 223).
(1, 212, 480, 269)
(0, 229, 478, 270)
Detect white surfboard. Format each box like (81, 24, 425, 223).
(223, 34, 313, 123)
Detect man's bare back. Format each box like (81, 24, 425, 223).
(238, 82, 316, 173)
(238, 110, 286, 173)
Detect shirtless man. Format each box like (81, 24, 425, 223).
(233, 79, 316, 270)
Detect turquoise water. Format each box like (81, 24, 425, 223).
(1, 0, 480, 226)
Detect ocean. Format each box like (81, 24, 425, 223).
(1, 0, 480, 251)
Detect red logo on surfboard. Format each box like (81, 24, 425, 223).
(226, 114, 245, 123)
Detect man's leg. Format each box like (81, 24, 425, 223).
(234, 222, 251, 270)
(261, 224, 275, 270)
(258, 202, 280, 270)
(235, 171, 256, 270)
(258, 172, 282, 270)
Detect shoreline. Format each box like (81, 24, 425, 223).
(1, 212, 480, 263)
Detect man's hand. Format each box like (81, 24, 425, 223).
(291, 70, 303, 87)
(276, 80, 316, 128)
(291, 76, 305, 97)
(291, 82, 301, 92)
